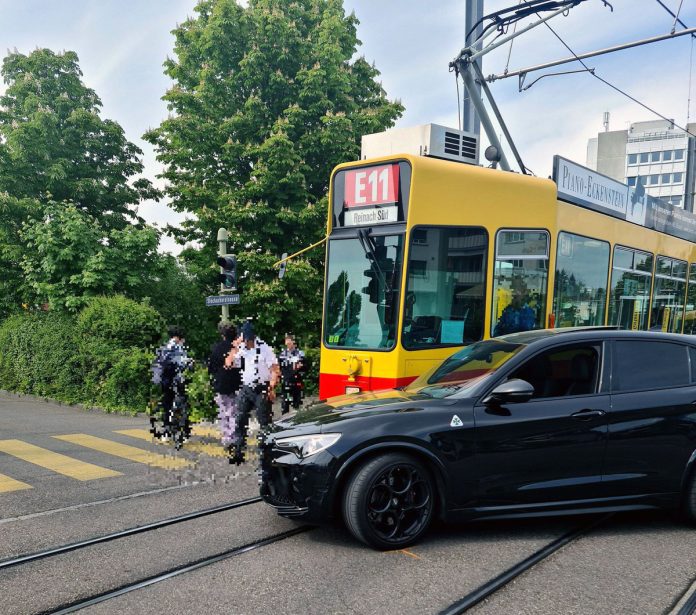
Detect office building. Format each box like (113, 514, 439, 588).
(587, 118, 696, 211)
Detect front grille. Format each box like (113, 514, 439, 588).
(266, 492, 296, 507)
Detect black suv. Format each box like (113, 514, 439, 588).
(261, 329, 696, 549)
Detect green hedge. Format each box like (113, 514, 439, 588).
(0, 312, 84, 402)
(0, 298, 160, 414)
(77, 295, 164, 350)
(0, 300, 321, 417)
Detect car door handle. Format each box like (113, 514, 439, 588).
(570, 409, 606, 420)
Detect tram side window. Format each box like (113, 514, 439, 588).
(650, 256, 687, 333)
(491, 230, 549, 337)
(402, 227, 487, 349)
(684, 264, 696, 335)
(552, 233, 610, 328)
(607, 246, 653, 331)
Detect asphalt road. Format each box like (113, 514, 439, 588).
(2, 392, 696, 614)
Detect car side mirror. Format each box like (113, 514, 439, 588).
(483, 379, 535, 405)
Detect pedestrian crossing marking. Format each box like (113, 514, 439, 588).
(191, 424, 220, 439)
(0, 439, 122, 481)
(53, 434, 191, 470)
(0, 472, 32, 493)
(115, 429, 228, 459)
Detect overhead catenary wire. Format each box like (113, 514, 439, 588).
(537, 16, 696, 139)
(653, 0, 694, 38)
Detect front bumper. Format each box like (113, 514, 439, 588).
(260, 446, 336, 523)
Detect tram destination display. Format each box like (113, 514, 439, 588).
(553, 156, 696, 243)
(331, 160, 411, 229)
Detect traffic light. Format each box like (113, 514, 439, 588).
(217, 254, 237, 291)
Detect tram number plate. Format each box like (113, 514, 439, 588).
(344, 164, 399, 208)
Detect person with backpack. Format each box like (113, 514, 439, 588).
(151, 325, 194, 443)
(207, 322, 242, 450)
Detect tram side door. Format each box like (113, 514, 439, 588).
(473, 342, 609, 506)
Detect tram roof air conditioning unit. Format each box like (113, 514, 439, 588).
(361, 123, 479, 165)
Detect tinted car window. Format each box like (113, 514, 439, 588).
(423, 340, 523, 387)
(508, 344, 601, 399)
(613, 341, 689, 392)
(689, 346, 696, 382)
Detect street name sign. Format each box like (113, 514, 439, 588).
(205, 294, 240, 307)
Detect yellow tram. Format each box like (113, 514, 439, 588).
(318, 152, 696, 399)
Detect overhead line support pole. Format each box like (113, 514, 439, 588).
(457, 57, 512, 172)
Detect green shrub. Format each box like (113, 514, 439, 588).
(76, 295, 164, 350)
(98, 347, 156, 414)
(302, 347, 320, 396)
(186, 364, 217, 423)
(0, 312, 84, 402)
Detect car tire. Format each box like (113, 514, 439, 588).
(342, 453, 435, 550)
(684, 468, 696, 524)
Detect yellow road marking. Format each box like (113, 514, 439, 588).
(191, 424, 220, 438)
(0, 439, 121, 481)
(53, 434, 191, 470)
(0, 472, 32, 493)
(115, 429, 228, 459)
(385, 549, 421, 560)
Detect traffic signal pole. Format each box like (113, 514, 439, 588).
(217, 227, 229, 323)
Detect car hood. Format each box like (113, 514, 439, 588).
(271, 388, 434, 433)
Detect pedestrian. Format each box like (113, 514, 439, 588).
(279, 333, 305, 414)
(225, 321, 279, 465)
(150, 325, 194, 443)
(207, 322, 242, 450)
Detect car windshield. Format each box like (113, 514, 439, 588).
(407, 340, 524, 397)
(324, 234, 404, 349)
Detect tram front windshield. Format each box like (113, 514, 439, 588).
(324, 234, 404, 349)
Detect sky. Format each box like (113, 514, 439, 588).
(1, 0, 695, 254)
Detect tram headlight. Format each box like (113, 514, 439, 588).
(274, 433, 341, 459)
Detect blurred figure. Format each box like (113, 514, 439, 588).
(150, 325, 194, 443)
(279, 333, 305, 414)
(494, 276, 537, 336)
(225, 321, 279, 464)
(207, 322, 242, 449)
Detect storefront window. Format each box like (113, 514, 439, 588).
(553, 233, 610, 328)
(491, 230, 549, 336)
(607, 247, 653, 330)
(402, 227, 487, 348)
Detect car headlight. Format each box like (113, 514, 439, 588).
(274, 433, 341, 459)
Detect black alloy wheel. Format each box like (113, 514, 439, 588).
(343, 453, 435, 550)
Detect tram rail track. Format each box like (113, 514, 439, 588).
(43, 525, 313, 615)
(0, 495, 263, 571)
(670, 576, 696, 615)
(438, 514, 614, 614)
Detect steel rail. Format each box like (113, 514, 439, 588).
(0, 496, 262, 571)
(672, 578, 696, 615)
(438, 514, 613, 614)
(45, 526, 312, 615)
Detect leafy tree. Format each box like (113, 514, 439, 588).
(0, 49, 159, 229)
(20, 203, 161, 311)
(0, 193, 39, 318)
(145, 0, 403, 343)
